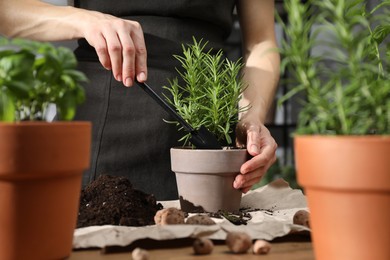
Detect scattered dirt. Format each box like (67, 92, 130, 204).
(208, 209, 254, 225)
(207, 207, 276, 225)
(77, 175, 163, 228)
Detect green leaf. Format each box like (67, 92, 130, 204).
(57, 91, 77, 121)
(0, 89, 15, 122)
(5, 81, 32, 99)
(56, 47, 77, 69)
(372, 24, 390, 44)
(64, 69, 89, 82)
(370, 0, 390, 14)
(0, 51, 35, 79)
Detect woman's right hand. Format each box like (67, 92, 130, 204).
(0, 1, 147, 87)
(81, 11, 147, 87)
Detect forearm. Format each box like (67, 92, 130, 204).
(0, 0, 89, 41)
(240, 40, 280, 124)
(237, 0, 280, 125)
(234, 40, 279, 191)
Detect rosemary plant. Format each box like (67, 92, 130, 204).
(278, 0, 390, 135)
(0, 38, 87, 121)
(164, 38, 248, 146)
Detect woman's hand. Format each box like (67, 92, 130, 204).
(234, 122, 277, 193)
(0, 1, 148, 87)
(81, 11, 147, 87)
(233, 0, 280, 193)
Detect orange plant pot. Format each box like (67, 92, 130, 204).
(0, 122, 91, 260)
(294, 135, 390, 260)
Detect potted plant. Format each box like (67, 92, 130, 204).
(278, 1, 390, 259)
(164, 38, 249, 213)
(0, 38, 91, 260)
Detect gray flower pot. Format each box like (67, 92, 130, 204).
(170, 147, 249, 213)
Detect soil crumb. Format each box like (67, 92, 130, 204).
(77, 175, 163, 228)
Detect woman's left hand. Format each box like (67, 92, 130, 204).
(234, 122, 277, 193)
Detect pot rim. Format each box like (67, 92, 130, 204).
(294, 134, 390, 140)
(294, 135, 390, 191)
(171, 146, 248, 153)
(0, 121, 91, 127)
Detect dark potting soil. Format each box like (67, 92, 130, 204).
(77, 175, 163, 228)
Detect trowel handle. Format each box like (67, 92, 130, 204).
(135, 81, 193, 132)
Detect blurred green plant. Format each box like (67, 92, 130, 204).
(278, 0, 390, 135)
(0, 38, 87, 121)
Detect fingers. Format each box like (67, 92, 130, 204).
(246, 128, 261, 156)
(84, 14, 147, 87)
(240, 144, 276, 174)
(117, 28, 135, 86)
(233, 124, 278, 191)
(131, 24, 147, 83)
(234, 170, 263, 191)
(92, 33, 112, 70)
(118, 21, 147, 86)
(104, 29, 123, 82)
(241, 125, 277, 172)
(234, 154, 276, 192)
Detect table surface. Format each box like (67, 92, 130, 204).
(69, 241, 314, 260)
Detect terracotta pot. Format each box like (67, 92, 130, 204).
(170, 147, 248, 213)
(0, 122, 91, 260)
(294, 135, 390, 260)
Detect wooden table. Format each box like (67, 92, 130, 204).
(69, 238, 314, 260)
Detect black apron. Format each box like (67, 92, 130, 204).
(73, 0, 236, 200)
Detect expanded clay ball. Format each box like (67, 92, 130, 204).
(186, 215, 216, 225)
(154, 207, 185, 225)
(226, 232, 252, 254)
(252, 240, 271, 255)
(131, 248, 149, 260)
(193, 238, 214, 255)
(293, 210, 310, 228)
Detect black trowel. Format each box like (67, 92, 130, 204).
(135, 81, 222, 149)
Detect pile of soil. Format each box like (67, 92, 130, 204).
(77, 175, 163, 228)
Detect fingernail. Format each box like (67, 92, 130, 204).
(125, 77, 133, 87)
(251, 144, 260, 155)
(137, 72, 146, 82)
(117, 74, 122, 82)
(233, 180, 240, 189)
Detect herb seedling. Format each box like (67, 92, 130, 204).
(164, 38, 248, 146)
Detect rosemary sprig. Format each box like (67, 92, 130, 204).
(278, 0, 390, 135)
(163, 38, 248, 146)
